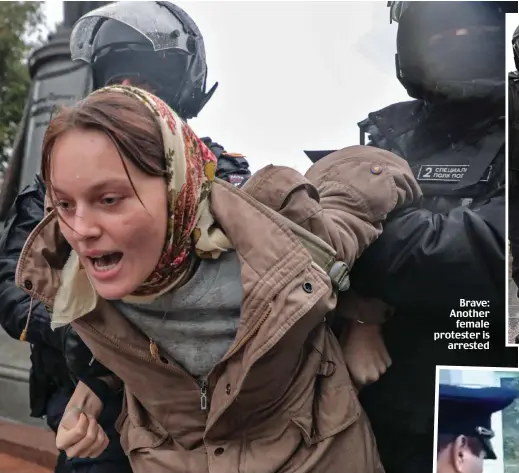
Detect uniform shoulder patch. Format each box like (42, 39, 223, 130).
(223, 152, 245, 158)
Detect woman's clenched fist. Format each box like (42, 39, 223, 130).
(56, 407, 109, 458)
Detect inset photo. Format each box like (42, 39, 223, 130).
(435, 366, 519, 473)
(509, 12, 519, 344)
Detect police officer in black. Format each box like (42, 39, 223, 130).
(436, 383, 518, 473)
(352, 2, 518, 472)
(0, 2, 250, 472)
(307, 2, 517, 472)
(508, 25, 519, 325)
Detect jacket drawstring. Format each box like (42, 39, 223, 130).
(20, 296, 34, 342)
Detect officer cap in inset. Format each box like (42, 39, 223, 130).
(438, 383, 519, 460)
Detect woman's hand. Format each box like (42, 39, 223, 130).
(341, 322, 392, 390)
(56, 379, 110, 458)
(56, 407, 109, 458)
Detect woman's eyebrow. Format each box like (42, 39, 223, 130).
(52, 178, 131, 196)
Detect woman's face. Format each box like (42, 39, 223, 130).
(50, 128, 168, 300)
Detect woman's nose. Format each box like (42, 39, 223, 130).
(71, 207, 102, 240)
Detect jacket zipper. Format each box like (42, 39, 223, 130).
(201, 303, 271, 413)
(74, 302, 271, 416)
(204, 303, 273, 432)
(85, 323, 209, 410)
(149, 338, 209, 412)
(171, 302, 273, 413)
(200, 381, 208, 411)
(223, 303, 272, 361)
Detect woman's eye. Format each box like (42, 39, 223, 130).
(102, 196, 120, 206)
(57, 201, 73, 211)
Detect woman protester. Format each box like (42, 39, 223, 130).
(16, 85, 421, 472)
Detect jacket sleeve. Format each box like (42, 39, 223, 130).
(303, 145, 423, 270)
(349, 193, 505, 309)
(0, 175, 62, 349)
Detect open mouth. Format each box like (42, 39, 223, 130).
(88, 252, 123, 273)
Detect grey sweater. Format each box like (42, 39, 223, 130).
(113, 251, 243, 380)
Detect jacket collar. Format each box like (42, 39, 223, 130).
(16, 178, 313, 331)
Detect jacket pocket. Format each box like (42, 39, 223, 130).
(119, 419, 169, 455)
(291, 324, 361, 445)
(116, 393, 169, 455)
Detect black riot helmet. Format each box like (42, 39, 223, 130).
(513, 24, 519, 71)
(388, 1, 517, 102)
(70, 1, 218, 119)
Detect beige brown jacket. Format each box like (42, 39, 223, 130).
(16, 146, 422, 473)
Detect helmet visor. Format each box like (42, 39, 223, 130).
(389, 1, 516, 24)
(388, 1, 410, 24)
(70, 1, 193, 63)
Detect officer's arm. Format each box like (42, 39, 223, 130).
(202, 136, 251, 187)
(0, 175, 64, 349)
(350, 194, 505, 309)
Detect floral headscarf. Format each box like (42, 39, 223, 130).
(91, 85, 232, 299)
(51, 85, 232, 326)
